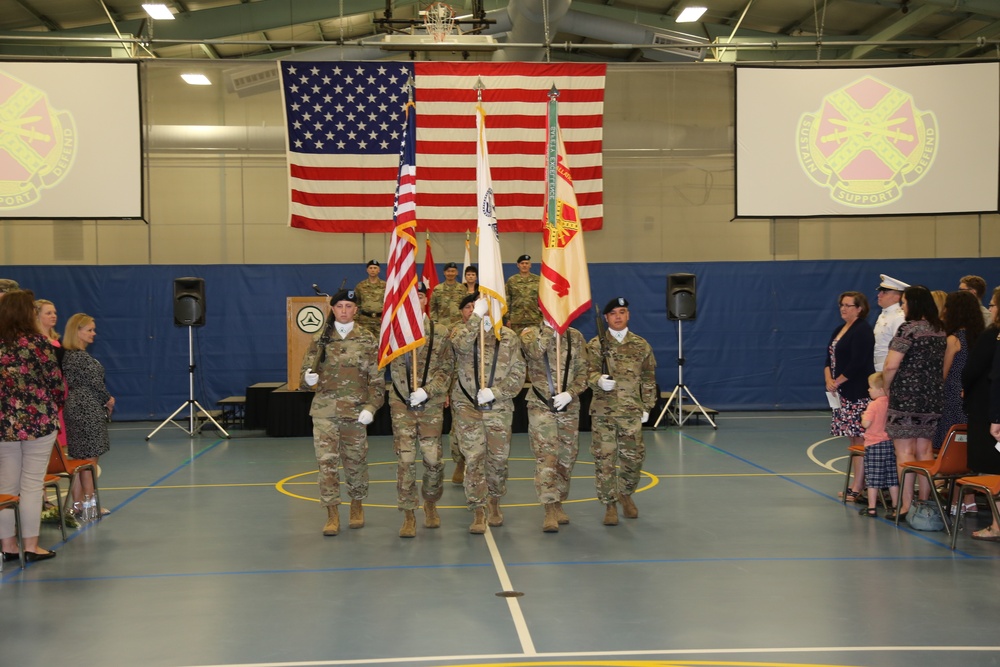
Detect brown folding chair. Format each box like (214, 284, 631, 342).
(0, 494, 26, 569)
(895, 424, 970, 534)
(47, 445, 101, 519)
(950, 475, 1000, 549)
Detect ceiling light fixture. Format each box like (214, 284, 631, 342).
(181, 74, 211, 86)
(142, 4, 175, 20)
(676, 7, 707, 23)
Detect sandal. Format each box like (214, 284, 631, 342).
(841, 490, 861, 503)
(885, 508, 908, 521)
(858, 507, 878, 518)
(972, 526, 1000, 542)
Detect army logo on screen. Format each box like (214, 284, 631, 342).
(296, 305, 325, 334)
(0, 70, 77, 211)
(797, 75, 937, 208)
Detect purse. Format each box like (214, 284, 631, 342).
(907, 500, 945, 531)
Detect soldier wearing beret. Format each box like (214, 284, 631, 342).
(300, 289, 385, 536)
(505, 254, 542, 333)
(587, 297, 657, 526)
(355, 260, 386, 339)
(387, 284, 455, 537)
(450, 294, 526, 534)
(430, 261, 467, 330)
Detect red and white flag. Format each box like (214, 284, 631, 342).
(421, 234, 439, 304)
(378, 101, 425, 369)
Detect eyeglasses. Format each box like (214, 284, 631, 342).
(839, 303, 859, 309)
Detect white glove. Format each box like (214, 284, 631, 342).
(598, 374, 616, 391)
(409, 388, 428, 406)
(477, 387, 495, 405)
(552, 392, 572, 410)
(304, 368, 319, 387)
(473, 298, 489, 318)
(642, 411, 650, 424)
(482, 316, 492, 331)
(357, 409, 374, 425)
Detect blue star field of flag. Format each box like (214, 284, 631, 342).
(281, 62, 414, 155)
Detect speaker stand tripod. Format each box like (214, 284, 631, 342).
(146, 326, 230, 441)
(653, 319, 717, 429)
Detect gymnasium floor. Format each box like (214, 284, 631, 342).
(4, 412, 1000, 667)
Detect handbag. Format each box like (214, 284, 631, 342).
(907, 500, 945, 531)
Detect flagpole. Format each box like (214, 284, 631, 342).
(475, 77, 487, 390)
(546, 85, 563, 395)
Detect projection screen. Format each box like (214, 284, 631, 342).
(735, 62, 999, 218)
(0, 61, 142, 219)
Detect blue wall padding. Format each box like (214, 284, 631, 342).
(4, 258, 996, 420)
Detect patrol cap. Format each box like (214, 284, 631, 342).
(0, 278, 19, 293)
(460, 293, 478, 310)
(366, 259, 380, 267)
(330, 289, 359, 306)
(603, 297, 629, 314)
(444, 262, 458, 270)
(517, 254, 531, 263)
(878, 274, 909, 292)
(465, 264, 478, 274)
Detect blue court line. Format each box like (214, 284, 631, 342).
(1, 437, 226, 581)
(675, 430, 979, 557)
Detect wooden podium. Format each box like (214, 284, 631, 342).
(286, 296, 330, 391)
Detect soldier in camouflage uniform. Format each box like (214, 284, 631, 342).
(505, 254, 542, 333)
(521, 320, 591, 532)
(430, 262, 466, 329)
(301, 288, 385, 536)
(450, 294, 526, 534)
(387, 284, 454, 538)
(587, 297, 657, 526)
(354, 260, 386, 338)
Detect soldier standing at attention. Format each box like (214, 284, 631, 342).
(355, 260, 386, 338)
(301, 289, 384, 536)
(506, 254, 542, 333)
(587, 297, 657, 526)
(520, 319, 591, 532)
(450, 294, 526, 534)
(387, 284, 455, 538)
(430, 261, 466, 329)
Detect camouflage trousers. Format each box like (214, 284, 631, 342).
(590, 414, 645, 505)
(356, 315, 381, 340)
(448, 412, 464, 464)
(452, 400, 512, 509)
(527, 403, 580, 504)
(312, 417, 369, 506)
(389, 399, 445, 510)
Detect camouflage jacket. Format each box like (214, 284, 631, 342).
(505, 272, 542, 330)
(449, 314, 526, 411)
(300, 324, 385, 419)
(429, 281, 467, 329)
(587, 330, 657, 416)
(520, 326, 590, 408)
(388, 317, 454, 408)
(354, 278, 386, 319)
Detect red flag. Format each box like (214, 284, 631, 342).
(378, 102, 425, 370)
(421, 235, 439, 308)
(280, 61, 606, 233)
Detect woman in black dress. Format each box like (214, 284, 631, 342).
(63, 313, 115, 516)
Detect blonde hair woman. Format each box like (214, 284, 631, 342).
(35, 299, 66, 447)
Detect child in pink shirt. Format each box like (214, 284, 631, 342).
(860, 372, 899, 517)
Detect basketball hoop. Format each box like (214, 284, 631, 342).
(422, 2, 456, 42)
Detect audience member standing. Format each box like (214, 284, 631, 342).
(35, 299, 66, 447)
(959, 274, 992, 326)
(962, 288, 1000, 508)
(934, 291, 984, 453)
(824, 291, 875, 502)
(883, 286, 946, 520)
(873, 274, 908, 371)
(63, 313, 115, 518)
(0, 289, 64, 562)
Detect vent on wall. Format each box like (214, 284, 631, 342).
(651, 31, 708, 60)
(224, 66, 280, 98)
(54, 220, 84, 261)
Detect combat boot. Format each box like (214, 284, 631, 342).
(620, 494, 638, 519)
(542, 503, 559, 533)
(399, 510, 416, 538)
(322, 505, 340, 536)
(349, 499, 365, 529)
(486, 497, 504, 526)
(451, 459, 465, 485)
(423, 500, 440, 528)
(603, 502, 619, 526)
(553, 501, 570, 525)
(469, 507, 487, 534)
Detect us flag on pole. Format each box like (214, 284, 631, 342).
(377, 100, 425, 370)
(279, 61, 606, 233)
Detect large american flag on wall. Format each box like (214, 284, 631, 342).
(279, 61, 606, 233)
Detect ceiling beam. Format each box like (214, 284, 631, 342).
(11, 0, 59, 31)
(838, 3, 940, 59)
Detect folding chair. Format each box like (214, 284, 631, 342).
(47, 445, 101, 519)
(0, 494, 26, 569)
(895, 424, 969, 534)
(950, 475, 1000, 550)
(42, 474, 67, 541)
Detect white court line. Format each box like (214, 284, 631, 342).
(807, 436, 851, 473)
(484, 525, 537, 655)
(178, 644, 1000, 667)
